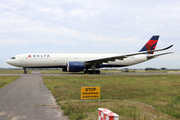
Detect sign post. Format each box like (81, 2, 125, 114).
(81, 87, 100, 99)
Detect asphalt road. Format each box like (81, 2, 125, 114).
(0, 71, 68, 120)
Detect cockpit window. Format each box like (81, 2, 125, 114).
(11, 57, 16, 59)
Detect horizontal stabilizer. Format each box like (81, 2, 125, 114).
(146, 45, 173, 54)
(147, 52, 174, 59)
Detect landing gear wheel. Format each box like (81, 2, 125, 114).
(24, 71, 27, 74)
(92, 70, 95, 74)
(96, 70, 100, 74)
(84, 69, 100, 74)
(23, 68, 27, 74)
(84, 70, 88, 74)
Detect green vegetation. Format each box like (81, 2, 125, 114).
(41, 70, 85, 74)
(0, 76, 19, 89)
(41, 69, 169, 74)
(101, 70, 168, 73)
(136, 70, 168, 73)
(41, 70, 67, 74)
(43, 74, 180, 120)
(0, 70, 32, 74)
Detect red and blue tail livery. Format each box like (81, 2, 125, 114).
(139, 35, 159, 54)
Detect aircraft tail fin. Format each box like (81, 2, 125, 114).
(139, 35, 159, 54)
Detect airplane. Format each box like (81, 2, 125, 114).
(6, 35, 173, 74)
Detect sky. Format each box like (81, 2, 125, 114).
(0, 0, 179, 69)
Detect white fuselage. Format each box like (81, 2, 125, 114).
(6, 53, 149, 68)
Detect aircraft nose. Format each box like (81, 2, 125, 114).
(6, 59, 11, 65)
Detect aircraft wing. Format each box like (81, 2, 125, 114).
(84, 45, 173, 64)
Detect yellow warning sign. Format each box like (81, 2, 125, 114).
(81, 87, 100, 99)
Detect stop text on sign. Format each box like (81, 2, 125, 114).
(85, 87, 96, 91)
(81, 87, 100, 99)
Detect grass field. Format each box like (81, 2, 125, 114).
(0, 76, 19, 89)
(41, 70, 66, 74)
(41, 70, 168, 74)
(43, 74, 180, 120)
(41, 70, 122, 74)
(0, 70, 32, 74)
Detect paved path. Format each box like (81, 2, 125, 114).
(0, 72, 68, 120)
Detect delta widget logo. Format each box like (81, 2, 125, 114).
(28, 55, 31, 57)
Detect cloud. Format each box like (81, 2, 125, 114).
(0, 0, 179, 67)
(1, 39, 29, 46)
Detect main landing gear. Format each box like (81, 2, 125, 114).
(84, 64, 101, 74)
(23, 68, 27, 74)
(84, 69, 101, 74)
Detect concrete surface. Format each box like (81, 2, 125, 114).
(0, 73, 68, 120)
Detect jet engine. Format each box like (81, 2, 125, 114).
(67, 62, 85, 72)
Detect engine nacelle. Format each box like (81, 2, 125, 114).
(67, 62, 85, 72)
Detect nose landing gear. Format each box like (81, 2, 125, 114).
(24, 71, 27, 74)
(23, 68, 27, 74)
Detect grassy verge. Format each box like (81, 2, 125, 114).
(43, 74, 180, 120)
(0, 70, 32, 74)
(136, 70, 168, 73)
(101, 70, 168, 73)
(41, 70, 168, 74)
(41, 70, 85, 74)
(41, 70, 67, 74)
(0, 76, 19, 89)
